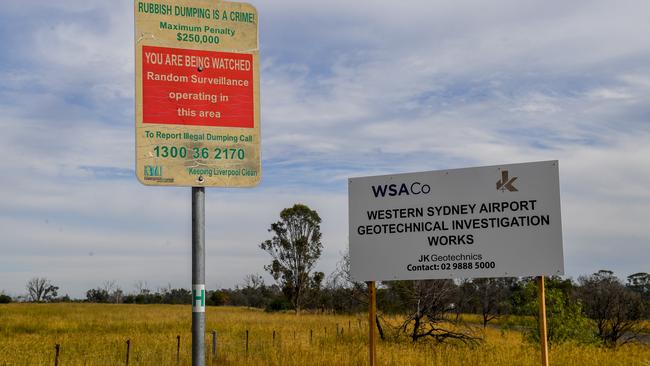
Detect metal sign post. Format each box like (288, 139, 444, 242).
(192, 187, 206, 366)
(135, 2, 261, 365)
(538, 276, 549, 366)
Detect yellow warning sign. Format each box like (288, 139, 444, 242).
(135, 0, 260, 187)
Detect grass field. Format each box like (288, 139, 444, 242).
(1, 304, 648, 365)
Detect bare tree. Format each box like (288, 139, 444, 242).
(472, 278, 511, 328)
(102, 280, 123, 303)
(327, 250, 386, 337)
(238, 274, 269, 308)
(453, 279, 474, 322)
(329, 250, 368, 303)
(243, 274, 265, 289)
(26, 277, 59, 302)
(390, 280, 479, 344)
(134, 280, 150, 295)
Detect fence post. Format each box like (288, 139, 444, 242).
(245, 330, 249, 355)
(212, 330, 217, 359)
(176, 335, 181, 364)
(125, 339, 130, 366)
(272, 330, 276, 346)
(54, 344, 60, 366)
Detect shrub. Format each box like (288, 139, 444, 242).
(209, 290, 229, 306)
(525, 287, 596, 345)
(265, 297, 292, 312)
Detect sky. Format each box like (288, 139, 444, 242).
(1, 0, 649, 299)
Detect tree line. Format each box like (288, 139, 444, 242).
(2, 203, 648, 347)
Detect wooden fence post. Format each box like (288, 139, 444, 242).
(245, 330, 249, 355)
(212, 330, 217, 359)
(176, 335, 180, 364)
(125, 339, 130, 366)
(54, 344, 60, 366)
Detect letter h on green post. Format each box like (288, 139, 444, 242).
(193, 288, 205, 309)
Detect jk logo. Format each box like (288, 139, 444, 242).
(496, 170, 518, 192)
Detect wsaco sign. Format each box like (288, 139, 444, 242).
(349, 161, 564, 281)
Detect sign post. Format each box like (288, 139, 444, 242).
(367, 281, 377, 366)
(538, 276, 549, 366)
(349, 161, 563, 365)
(192, 187, 206, 365)
(135, 2, 260, 365)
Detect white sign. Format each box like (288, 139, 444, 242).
(348, 161, 564, 281)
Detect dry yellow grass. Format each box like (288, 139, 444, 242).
(0, 303, 648, 366)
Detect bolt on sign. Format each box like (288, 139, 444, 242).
(348, 161, 564, 281)
(135, 0, 260, 187)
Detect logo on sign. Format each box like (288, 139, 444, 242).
(144, 165, 163, 177)
(496, 170, 518, 192)
(371, 182, 431, 198)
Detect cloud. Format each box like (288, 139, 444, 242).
(1, 0, 649, 296)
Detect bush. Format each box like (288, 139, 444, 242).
(209, 290, 228, 306)
(265, 297, 292, 312)
(86, 288, 110, 303)
(525, 287, 596, 345)
(0, 294, 12, 303)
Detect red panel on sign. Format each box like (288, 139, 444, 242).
(142, 45, 254, 128)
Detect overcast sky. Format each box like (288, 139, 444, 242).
(1, 0, 649, 298)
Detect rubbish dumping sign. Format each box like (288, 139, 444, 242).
(348, 161, 564, 281)
(135, 0, 260, 187)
